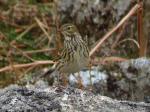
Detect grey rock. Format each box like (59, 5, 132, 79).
(0, 84, 149, 112)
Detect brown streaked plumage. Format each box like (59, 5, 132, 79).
(41, 23, 89, 84)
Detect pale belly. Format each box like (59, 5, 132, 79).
(60, 52, 89, 74)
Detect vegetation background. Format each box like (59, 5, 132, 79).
(0, 0, 149, 90)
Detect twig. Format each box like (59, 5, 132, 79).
(111, 22, 127, 49)
(34, 17, 52, 44)
(11, 44, 35, 62)
(7, 50, 16, 74)
(23, 48, 56, 54)
(0, 60, 55, 73)
(116, 38, 140, 49)
(0, 14, 21, 28)
(90, 3, 141, 57)
(24, 64, 37, 74)
(91, 56, 128, 65)
(15, 48, 56, 55)
(16, 23, 37, 40)
(36, 34, 47, 47)
(137, 0, 145, 56)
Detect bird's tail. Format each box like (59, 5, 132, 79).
(39, 67, 55, 78)
(31, 64, 56, 82)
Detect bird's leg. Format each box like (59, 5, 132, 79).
(61, 73, 69, 87)
(72, 73, 84, 89)
(88, 62, 93, 90)
(77, 72, 84, 89)
(54, 73, 67, 92)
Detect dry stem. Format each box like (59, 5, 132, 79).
(90, 4, 141, 57)
(0, 60, 55, 73)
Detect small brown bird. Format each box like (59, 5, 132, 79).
(42, 23, 89, 86)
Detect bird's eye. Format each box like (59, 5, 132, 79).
(67, 26, 72, 30)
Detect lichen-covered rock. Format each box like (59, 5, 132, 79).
(0, 83, 149, 112)
(94, 58, 150, 101)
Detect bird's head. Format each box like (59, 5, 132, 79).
(60, 23, 79, 40)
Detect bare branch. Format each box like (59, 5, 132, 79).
(0, 60, 55, 73)
(34, 17, 52, 44)
(16, 23, 37, 40)
(90, 4, 141, 57)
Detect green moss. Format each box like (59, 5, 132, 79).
(28, 0, 38, 4)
